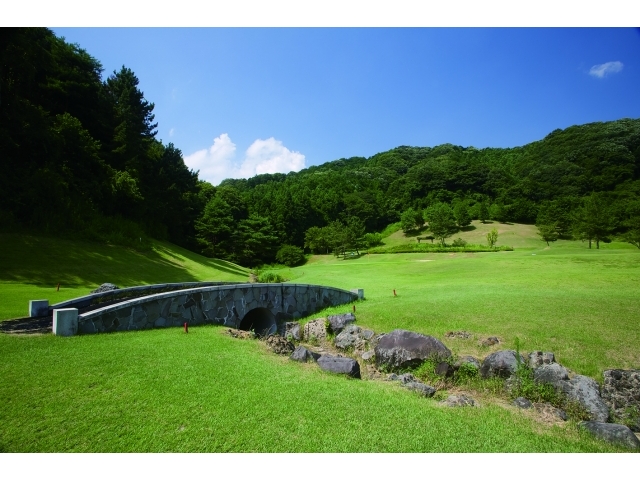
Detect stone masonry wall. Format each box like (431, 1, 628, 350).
(77, 283, 357, 335)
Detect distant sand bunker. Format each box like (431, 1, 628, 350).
(415, 260, 434, 262)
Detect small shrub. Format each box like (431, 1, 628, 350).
(455, 362, 479, 381)
(275, 245, 306, 267)
(257, 271, 287, 283)
(452, 237, 467, 247)
(364, 232, 384, 248)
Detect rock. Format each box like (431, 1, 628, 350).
(361, 329, 375, 341)
(454, 355, 481, 370)
(90, 283, 119, 294)
(480, 350, 525, 379)
(361, 350, 375, 361)
(527, 351, 556, 368)
(290, 345, 320, 363)
(602, 369, 640, 431)
(559, 375, 609, 422)
(405, 382, 436, 397)
(534, 363, 570, 386)
(580, 421, 640, 450)
(334, 324, 362, 349)
(443, 395, 476, 407)
(513, 397, 533, 409)
(303, 318, 327, 342)
(445, 330, 472, 339)
(326, 313, 356, 334)
(435, 361, 454, 378)
(265, 335, 295, 355)
(374, 329, 452, 370)
(481, 336, 500, 347)
(534, 402, 568, 421)
(227, 328, 255, 339)
(284, 322, 301, 341)
(317, 355, 361, 378)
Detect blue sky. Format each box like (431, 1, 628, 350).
(51, 27, 640, 185)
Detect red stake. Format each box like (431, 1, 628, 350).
(184, 322, 188, 333)
(393, 289, 397, 297)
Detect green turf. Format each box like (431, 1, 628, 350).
(0, 233, 249, 320)
(0, 326, 621, 452)
(1, 227, 639, 452)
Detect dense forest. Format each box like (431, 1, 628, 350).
(2, 28, 640, 267)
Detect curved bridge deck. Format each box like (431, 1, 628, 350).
(77, 283, 358, 335)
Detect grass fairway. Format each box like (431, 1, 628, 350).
(0, 233, 249, 320)
(1, 226, 639, 452)
(0, 326, 620, 452)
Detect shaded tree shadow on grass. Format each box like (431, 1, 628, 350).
(0, 233, 248, 287)
(460, 225, 476, 232)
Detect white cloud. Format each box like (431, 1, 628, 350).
(183, 134, 305, 185)
(169, 128, 175, 137)
(589, 61, 623, 78)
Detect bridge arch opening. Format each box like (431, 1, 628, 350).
(239, 307, 277, 337)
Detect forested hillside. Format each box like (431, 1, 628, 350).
(2, 28, 639, 267)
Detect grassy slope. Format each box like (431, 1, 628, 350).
(1, 227, 638, 452)
(0, 233, 250, 321)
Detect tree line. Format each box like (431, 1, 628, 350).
(2, 29, 639, 266)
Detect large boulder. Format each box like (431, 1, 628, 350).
(326, 313, 356, 334)
(559, 375, 609, 422)
(480, 350, 525, 379)
(533, 363, 570, 386)
(374, 329, 451, 370)
(602, 369, 640, 431)
(303, 318, 327, 342)
(290, 346, 320, 363)
(528, 351, 556, 368)
(317, 355, 361, 378)
(580, 421, 640, 451)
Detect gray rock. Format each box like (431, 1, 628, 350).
(361, 350, 375, 361)
(481, 336, 500, 347)
(317, 355, 361, 378)
(265, 335, 295, 355)
(528, 351, 556, 368)
(290, 345, 320, 363)
(455, 355, 481, 370)
(534, 403, 568, 421)
(513, 397, 533, 409)
(91, 283, 119, 294)
(443, 395, 476, 407)
(326, 313, 356, 334)
(534, 363, 569, 386)
(480, 350, 526, 379)
(435, 361, 454, 377)
(405, 382, 436, 397)
(284, 322, 301, 341)
(334, 324, 362, 349)
(559, 375, 609, 422)
(303, 318, 327, 342)
(580, 421, 640, 450)
(602, 369, 640, 431)
(374, 329, 452, 370)
(362, 329, 375, 341)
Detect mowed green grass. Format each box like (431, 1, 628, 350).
(295, 244, 640, 378)
(0, 233, 249, 320)
(0, 326, 620, 452)
(1, 227, 639, 452)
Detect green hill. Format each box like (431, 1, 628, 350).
(0, 233, 249, 321)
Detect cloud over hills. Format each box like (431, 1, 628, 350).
(184, 134, 305, 185)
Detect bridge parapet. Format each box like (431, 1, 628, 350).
(76, 283, 358, 335)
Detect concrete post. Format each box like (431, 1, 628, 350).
(53, 308, 78, 336)
(29, 300, 49, 317)
(351, 289, 364, 299)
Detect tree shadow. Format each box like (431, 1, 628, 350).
(460, 225, 476, 232)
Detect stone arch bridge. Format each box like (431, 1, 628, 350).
(71, 283, 360, 336)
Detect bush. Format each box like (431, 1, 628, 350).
(257, 271, 287, 283)
(364, 232, 384, 248)
(275, 244, 306, 267)
(452, 237, 467, 247)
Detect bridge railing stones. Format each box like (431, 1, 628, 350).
(38, 281, 246, 316)
(75, 283, 359, 335)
